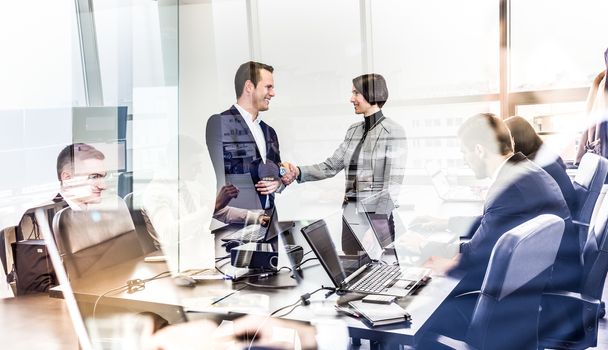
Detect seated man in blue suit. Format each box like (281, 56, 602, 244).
(416, 113, 579, 347)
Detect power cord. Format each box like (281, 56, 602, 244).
(92, 270, 172, 319)
(292, 257, 318, 270)
(269, 286, 336, 317)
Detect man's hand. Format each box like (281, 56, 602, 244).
(280, 162, 300, 186)
(408, 215, 449, 233)
(232, 315, 318, 350)
(424, 255, 460, 276)
(255, 179, 280, 195)
(258, 214, 270, 226)
(215, 184, 239, 211)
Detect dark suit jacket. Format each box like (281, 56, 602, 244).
(536, 154, 577, 217)
(450, 153, 579, 293)
(206, 105, 282, 209)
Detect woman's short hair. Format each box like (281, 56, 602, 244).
(352, 73, 389, 108)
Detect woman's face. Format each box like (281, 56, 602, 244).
(350, 85, 373, 115)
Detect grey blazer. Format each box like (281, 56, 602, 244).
(298, 116, 407, 209)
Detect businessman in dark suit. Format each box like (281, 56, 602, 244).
(206, 61, 283, 214)
(416, 114, 578, 347)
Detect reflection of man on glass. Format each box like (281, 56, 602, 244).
(56, 143, 108, 210)
(206, 61, 283, 215)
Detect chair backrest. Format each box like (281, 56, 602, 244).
(123, 192, 159, 255)
(581, 193, 608, 300)
(466, 214, 565, 350)
(117, 171, 133, 199)
(573, 153, 608, 224)
(52, 196, 143, 279)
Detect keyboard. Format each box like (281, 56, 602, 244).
(221, 224, 266, 242)
(350, 264, 402, 293)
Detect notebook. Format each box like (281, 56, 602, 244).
(348, 300, 411, 327)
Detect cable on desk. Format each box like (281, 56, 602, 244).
(215, 254, 230, 262)
(210, 284, 249, 306)
(292, 257, 318, 270)
(215, 259, 233, 278)
(269, 286, 335, 317)
(92, 270, 172, 320)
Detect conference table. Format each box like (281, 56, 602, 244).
(54, 184, 481, 348)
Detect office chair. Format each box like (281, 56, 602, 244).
(124, 192, 160, 255)
(423, 214, 565, 350)
(539, 194, 608, 349)
(117, 171, 133, 199)
(572, 153, 608, 249)
(52, 196, 143, 279)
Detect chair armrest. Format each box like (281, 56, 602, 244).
(454, 290, 481, 299)
(543, 290, 601, 306)
(428, 333, 476, 350)
(572, 220, 590, 229)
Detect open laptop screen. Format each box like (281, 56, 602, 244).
(367, 213, 394, 249)
(301, 212, 372, 287)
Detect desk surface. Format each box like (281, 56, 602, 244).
(61, 216, 463, 347)
(0, 294, 78, 350)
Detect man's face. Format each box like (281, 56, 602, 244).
(350, 86, 373, 115)
(251, 69, 275, 112)
(61, 158, 108, 204)
(461, 143, 487, 179)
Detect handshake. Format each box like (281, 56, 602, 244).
(279, 161, 300, 186)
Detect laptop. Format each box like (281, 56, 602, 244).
(220, 207, 293, 243)
(430, 170, 484, 202)
(301, 211, 430, 297)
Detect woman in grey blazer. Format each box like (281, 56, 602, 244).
(284, 73, 407, 221)
(283, 74, 407, 210)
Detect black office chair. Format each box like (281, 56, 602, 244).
(423, 214, 565, 350)
(123, 192, 160, 255)
(539, 194, 608, 349)
(52, 196, 143, 279)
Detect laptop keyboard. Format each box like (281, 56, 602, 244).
(224, 224, 265, 242)
(350, 264, 402, 293)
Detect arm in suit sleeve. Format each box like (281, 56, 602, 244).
(381, 123, 408, 207)
(205, 114, 227, 193)
(298, 128, 353, 183)
(455, 185, 525, 277)
(267, 126, 286, 194)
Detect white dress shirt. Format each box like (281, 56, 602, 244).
(234, 103, 267, 163)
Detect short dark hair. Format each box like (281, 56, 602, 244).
(234, 61, 274, 98)
(504, 116, 543, 158)
(458, 113, 513, 156)
(56, 143, 105, 180)
(352, 73, 389, 108)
